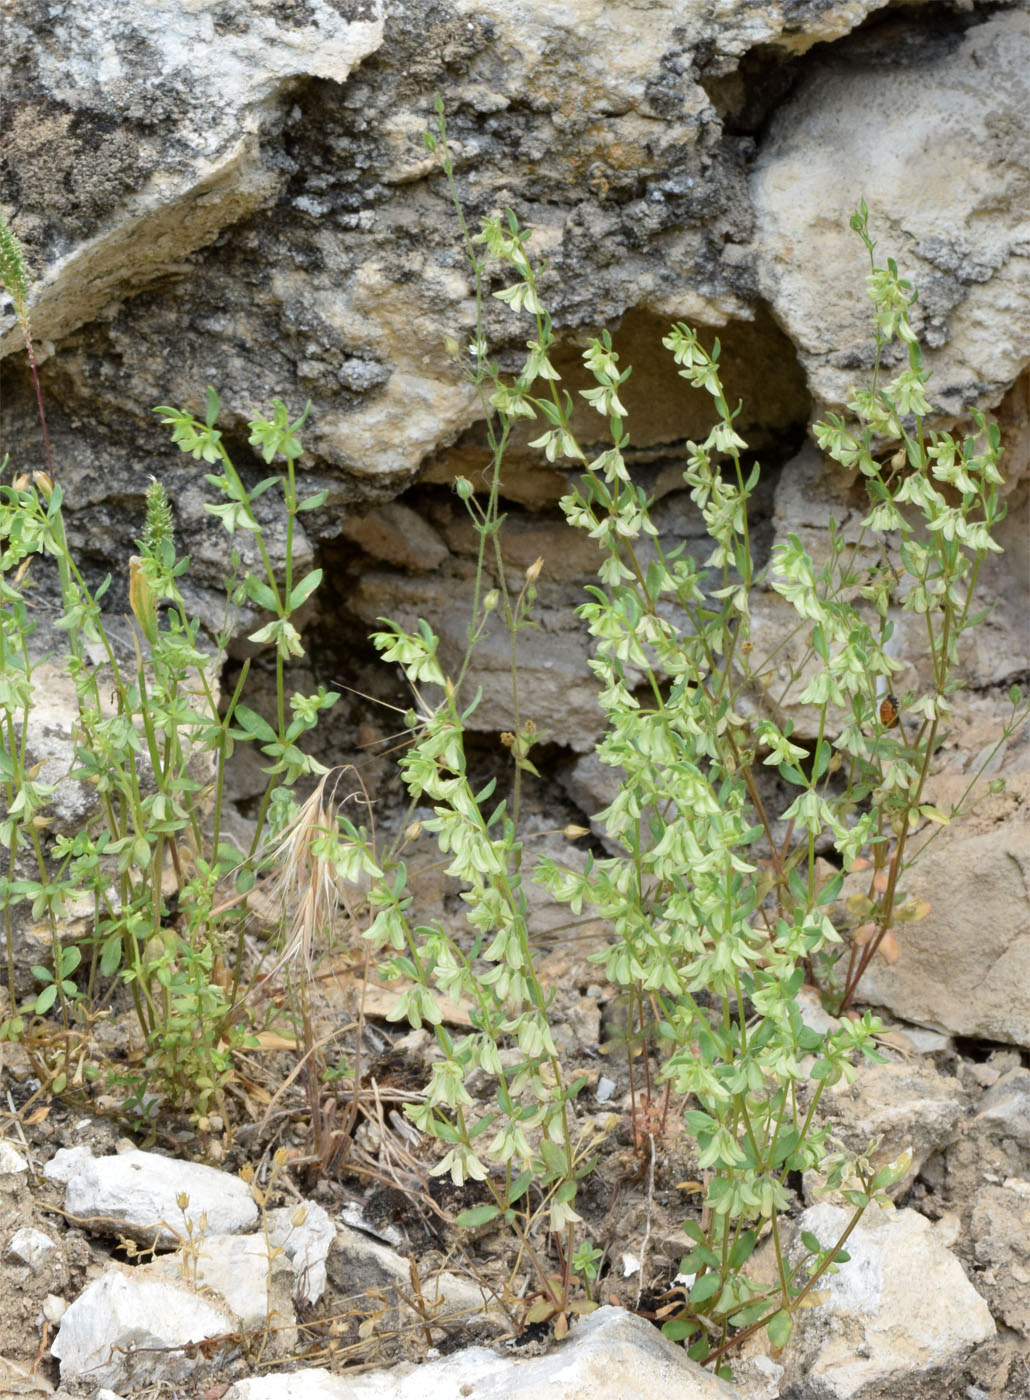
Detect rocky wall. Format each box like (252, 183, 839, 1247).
(2, 0, 1028, 1038)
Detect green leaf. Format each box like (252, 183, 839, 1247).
(205, 386, 220, 428)
(801, 1231, 823, 1254)
(507, 1169, 533, 1206)
(767, 1310, 792, 1349)
(232, 705, 279, 743)
(287, 568, 323, 611)
(690, 1272, 722, 1305)
(455, 1204, 500, 1229)
(298, 490, 329, 511)
(661, 1319, 697, 1342)
(243, 578, 279, 612)
(34, 984, 58, 1013)
(729, 1230, 757, 1270)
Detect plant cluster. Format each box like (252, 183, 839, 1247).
(0, 220, 338, 1120)
(0, 101, 1025, 1375)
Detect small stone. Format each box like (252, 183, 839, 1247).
(43, 1294, 69, 1325)
(5, 1226, 57, 1270)
(0, 1141, 29, 1176)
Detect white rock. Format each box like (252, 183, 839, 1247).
(43, 1293, 68, 1325)
(782, 1204, 995, 1399)
(51, 1269, 238, 1389)
(61, 1148, 258, 1244)
(0, 1141, 29, 1176)
(147, 1231, 296, 1335)
(220, 1305, 742, 1399)
(43, 1144, 95, 1183)
(4, 1226, 57, 1270)
(267, 1201, 335, 1306)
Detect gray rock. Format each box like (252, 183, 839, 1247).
(51, 1269, 238, 1389)
(782, 1204, 995, 1399)
(752, 12, 1030, 421)
(220, 1304, 743, 1399)
(970, 1179, 1030, 1338)
(60, 1147, 258, 1245)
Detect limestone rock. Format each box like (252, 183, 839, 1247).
(220, 1304, 743, 1399)
(782, 1204, 995, 1400)
(970, 1179, 1030, 1338)
(54, 1147, 258, 1246)
(857, 774, 1030, 1049)
(51, 1270, 238, 1389)
(751, 12, 1030, 420)
(819, 1058, 966, 1197)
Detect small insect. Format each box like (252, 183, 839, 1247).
(879, 693, 901, 730)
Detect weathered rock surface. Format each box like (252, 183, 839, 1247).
(51, 1270, 239, 1389)
(782, 1204, 996, 1400)
(46, 1146, 259, 1245)
(751, 10, 1030, 420)
(858, 774, 1030, 1049)
(219, 1304, 743, 1400)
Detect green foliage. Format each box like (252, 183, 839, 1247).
(0, 134, 1024, 1367)
(0, 246, 338, 1121)
(305, 112, 1024, 1357)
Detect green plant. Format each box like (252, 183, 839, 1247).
(292, 106, 1025, 1366)
(0, 214, 340, 1126)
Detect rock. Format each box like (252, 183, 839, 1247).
(51, 1270, 238, 1389)
(751, 12, 1030, 421)
(819, 1058, 966, 1197)
(4, 1227, 57, 1272)
(975, 1069, 1030, 1154)
(327, 1221, 503, 1334)
(147, 1231, 296, 1340)
(0, 1143, 29, 1178)
(58, 1148, 258, 1246)
(340, 503, 450, 572)
(782, 1204, 995, 1400)
(857, 775, 1030, 1049)
(266, 1201, 335, 1306)
(970, 1179, 1030, 1338)
(220, 1304, 743, 1399)
(41, 1146, 94, 1184)
(0, 1, 384, 354)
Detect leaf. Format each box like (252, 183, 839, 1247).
(524, 1300, 556, 1324)
(661, 1318, 697, 1342)
(689, 1272, 722, 1305)
(243, 577, 279, 612)
(797, 1289, 830, 1309)
(896, 898, 931, 923)
(232, 705, 278, 743)
(918, 804, 950, 825)
(877, 929, 900, 963)
(34, 984, 58, 1013)
(287, 568, 323, 611)
(767, 1309, 792, 1350)
(507, 1169, 533, 1206)
(455, 1204, 501, 1229)
(298, 490, 329, 511)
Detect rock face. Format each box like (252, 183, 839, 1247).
(750, 11, 1030, 418)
